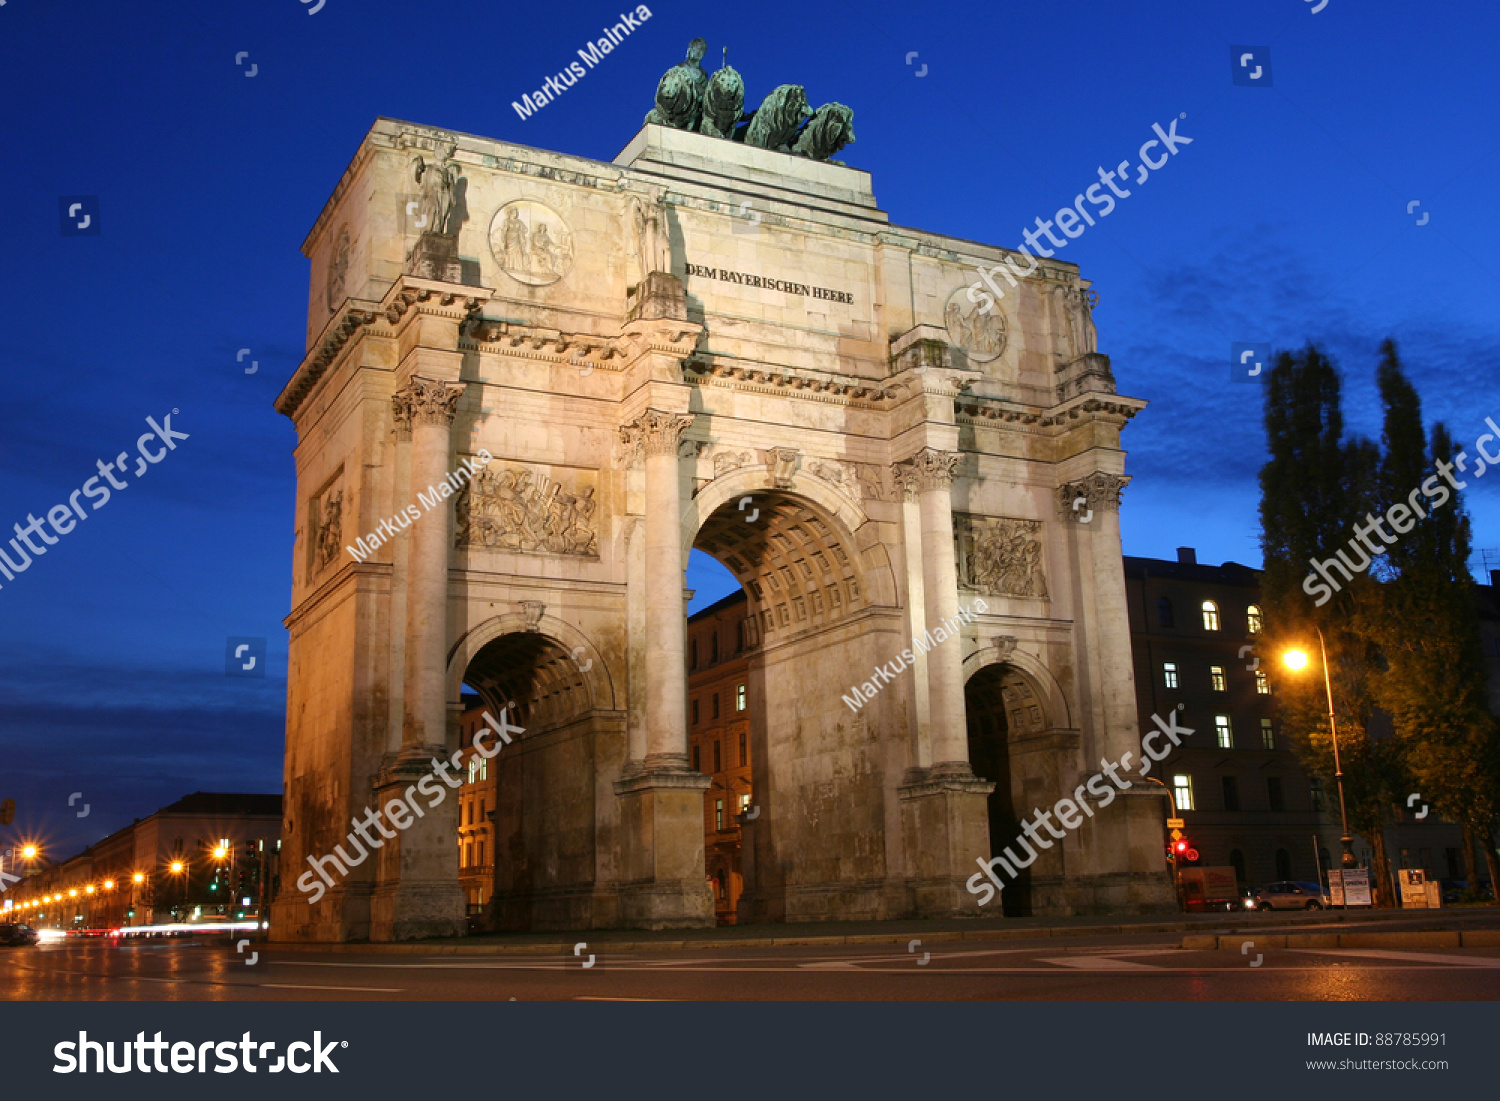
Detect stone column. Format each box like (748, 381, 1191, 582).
(894, 447, 993, 916)
(636, 409, 696, 769)
(612, 408, 713, 929)
(370, 375, 467, 941)
(901, 448, 972, 778)
(1059, 470, 1174, 913)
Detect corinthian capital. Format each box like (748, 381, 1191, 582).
(619, 409, 696, 463)
(1057, 471, 1130, 518)
(393, 376, 465, 433)
(892, 448, 961, 498)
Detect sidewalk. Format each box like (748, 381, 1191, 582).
(263, 905, 1500, 955)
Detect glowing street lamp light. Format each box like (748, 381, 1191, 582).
(133, 872, 145, 884)
(212, 846, 227, 860)
(103, 880, 114, 890)
(169, 861, 185, 875)
(21, 845, 38, 860)
(1283, 626, 1356, 869)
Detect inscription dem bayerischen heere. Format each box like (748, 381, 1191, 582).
(684, 262, 853, 304)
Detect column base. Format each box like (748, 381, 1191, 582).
(899, 771, 995, 918)
(613, 767, 715, 930)
(366, 751, 466, 942)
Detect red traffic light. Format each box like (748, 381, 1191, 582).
(1173, 839, 1190, 855)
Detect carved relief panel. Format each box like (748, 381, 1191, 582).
(455, 463, 598, 557)
(954, 514, 1049, 599)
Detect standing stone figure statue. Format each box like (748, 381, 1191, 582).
(412, 144, 460, 236)
(744, 85, 813, 152)
(628, 186, 671, 282)
(644, 38, 709, 130)
(697, 48, 745, 139)
(501, 206, 529, 273)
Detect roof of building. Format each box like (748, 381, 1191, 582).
(153, 792, 283, 818)
(688, 588, 748, 623)
(1123, 549, 1261, 586)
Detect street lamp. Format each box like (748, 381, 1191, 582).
(1283, 625, 1356, 870)
(21, 845, 37, 860)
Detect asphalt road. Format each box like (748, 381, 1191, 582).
(7, 930, 1500, 1000)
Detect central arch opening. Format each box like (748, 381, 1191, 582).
(688, 488, 884, 924)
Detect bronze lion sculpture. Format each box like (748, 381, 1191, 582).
(791, 102, 856, 163)
(744, 84, 813, 152)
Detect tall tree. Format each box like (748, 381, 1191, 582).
(1367, 363, 1500, 899)
(1258, 346, 1397, 904)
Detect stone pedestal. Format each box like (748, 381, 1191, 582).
(406, 232, 461, 283)
(627, 271, 688, 321)
(613, 769, 715, 929)
(898, 771, 995, 916)
(368, 754, 466, 940)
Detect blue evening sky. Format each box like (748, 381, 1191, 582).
(1, 0, 1495, 857)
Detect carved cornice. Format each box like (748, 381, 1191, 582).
(892, 448, 961, 497)
(685, 358, 902, 408)
(393, 376, 465, 429)
(1057, 471, 1130, 517)
(955, 392, 1145, 428)
(619, 409, 697, 464)
(383, 285, 484, 328)
(275, 305, 382, 419)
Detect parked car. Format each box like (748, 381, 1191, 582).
(1253, 881, 1328, 910)
(0, 921, 41, 947)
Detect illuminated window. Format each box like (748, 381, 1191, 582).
(715, 799, 724, 832)
(1255, 670, 1270, 695)
(1247, 605, 1263, 634)
(736, 684, 747, 711)
(1210, 665, 1226, 692)
(1201, 601, 1220, 631)
(1163, 662, 1178, 689)
(739, 793, 751, 812)
(468, 758, 477, 784)
(479, 757, 488, 781)
(1261, 718, 1275, 748)
(1172, 774, 1195, 812)
(1215, 715, 1233, 748)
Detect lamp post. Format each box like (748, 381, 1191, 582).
(1283, 625, 1356, 870)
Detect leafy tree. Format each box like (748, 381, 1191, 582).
(1258, 346, 1398, 904)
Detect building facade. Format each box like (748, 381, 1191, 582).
(272, 103, 1169, 942)
(687, 591, 755, 923)
(5, 792, 282, 931)
(1125, 549, 1492, 896)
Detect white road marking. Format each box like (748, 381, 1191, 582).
(1040, 956, 1164, 970)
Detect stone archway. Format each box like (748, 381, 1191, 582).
(690, 486, 902, 922)
(457, 629, 604, 931)
(964, 660, 1063, 917)
(271, 115, 1162, 942)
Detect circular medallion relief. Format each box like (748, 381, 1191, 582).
(943, 286, 1007, 363)
(488, 200, 574, 286)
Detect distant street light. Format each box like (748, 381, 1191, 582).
(1283, 625, 1356, 870)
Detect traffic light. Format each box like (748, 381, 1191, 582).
(1172, 838, 1201, 864)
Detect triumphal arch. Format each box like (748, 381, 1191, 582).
(272, 48, 1172, 941)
